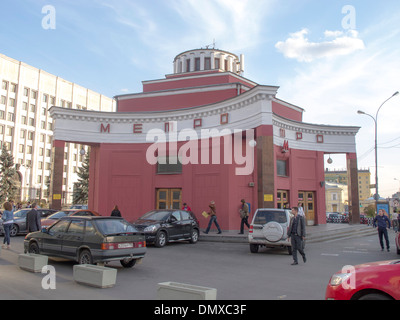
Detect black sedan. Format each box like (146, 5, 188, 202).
(132, 210, 200, 247)
(24, 216, 146, 268)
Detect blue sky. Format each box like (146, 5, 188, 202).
(1, 0, 400, 198)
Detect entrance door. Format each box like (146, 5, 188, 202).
(277, 190, 289, 209)
(156, 189, 182, 210)
(298, 191, 315, 226)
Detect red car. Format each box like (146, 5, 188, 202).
(326, 260, 400, 300)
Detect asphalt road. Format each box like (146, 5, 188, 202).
(0, 231, 398, 300)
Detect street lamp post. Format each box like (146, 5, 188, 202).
(357, 91, 399, 212)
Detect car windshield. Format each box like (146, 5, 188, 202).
(13, 210, 29, 218)
(140, 210, 171, 221)
(254, 210, 288, 224)
(47, 210, 73, 220)
(95, 219, 137, 236)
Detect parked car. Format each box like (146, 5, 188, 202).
(69, 204, 88, 210)
(24, 216, 146, 268)
(41, 209, 100, 227)
(327, 212, 344, 223)
(325, 260, 400, 300)
(248, 208, 292, 255)
(0, 208, 57, 237)
(132, 209, 200, 248)
(396, 231, 400, 255)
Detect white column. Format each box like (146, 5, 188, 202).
(219, 53, 225, 71)
(200, 52, 205, 71)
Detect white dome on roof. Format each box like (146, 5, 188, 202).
(173, 48, 244, 75)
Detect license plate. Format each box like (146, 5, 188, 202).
(118, 243, 133, 249)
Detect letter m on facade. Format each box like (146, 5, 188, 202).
(100, 123, 110, 133)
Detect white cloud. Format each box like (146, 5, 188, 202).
(276, 23, 400, 197)
(275, 29, 365, 62)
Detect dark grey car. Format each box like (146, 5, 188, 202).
(24, 216, 147, 268)
(132, 209, 200, 248)
(0, 208, 56, 237)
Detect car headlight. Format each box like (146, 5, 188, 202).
(330, 273, 352, 286)
(144, 225, 157, 233)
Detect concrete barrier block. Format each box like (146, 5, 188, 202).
(73, 264, 117, 288)
(18, 253, 48, 273)
(157, 282, 217, 300)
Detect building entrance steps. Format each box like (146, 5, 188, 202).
(199, 223, 379, 244)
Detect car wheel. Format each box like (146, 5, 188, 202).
(78, 249, 93, 265)
(10, 224, 19, 237)
(287, 246, 292, 255)
(189, 229, 199, 244)
(358, 293, 392, 300)
(120, 258, 136, 268)
(29, 242, 40, 254)
(250, 244, 259, 253)
(155, 231, 167, 248)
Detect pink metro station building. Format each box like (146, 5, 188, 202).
(49, 48, 361, 229)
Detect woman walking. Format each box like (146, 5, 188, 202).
(2, 201, 14, 249)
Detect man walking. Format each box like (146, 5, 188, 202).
(26, 203, 41, 233)
(287, 207, 306, 265)
(373, 209, 391, 252)
(238, 199, 250, 234)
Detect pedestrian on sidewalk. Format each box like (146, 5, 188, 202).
(26, 203, 41, 233)
(2, 201, 14, 250)
(204, 201, 222, 234)
(238, 199, 250, 234)
(111, 205, 122, 217)
(373, 209, 391, 252)
(287, 206, 306, 265)
(297, 202, 305, 217)
(182, 202, 192, 211)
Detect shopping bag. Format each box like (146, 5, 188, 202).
(202, 211, 209, 218)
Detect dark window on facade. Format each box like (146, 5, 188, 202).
(204, 57, 211, 70)
(277, 159, 288, 177)
(214, 58, 220, 69)
(195, 58, 201, 71)
(157, 156, 182, 174)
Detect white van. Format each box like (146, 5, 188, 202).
(248, 208, 293, 255)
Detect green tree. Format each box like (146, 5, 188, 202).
(0, 145, 18, 203)
(73, 151, 89, 204)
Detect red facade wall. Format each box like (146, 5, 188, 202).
(88, 137, 257, 230)
(143, 73, 255, 93)
(87, 130, 327, 230)
(117, 88, 244, 112)
(274, 145, 326, 224)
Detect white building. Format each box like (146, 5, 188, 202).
(0, 53, 115, 204)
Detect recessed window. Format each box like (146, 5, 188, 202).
(204, 57, 211, 70)
(277, 159, 288, 177)
(195, 58, 200, 71)
(157, 156, 182, 174)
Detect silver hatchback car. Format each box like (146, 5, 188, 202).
(248, 208, 293, 255)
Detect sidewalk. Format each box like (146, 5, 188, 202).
(199, 223, 379, 244)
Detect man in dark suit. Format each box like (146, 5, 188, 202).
(26, 203, 41, 233)
(287, 207, 306, 265)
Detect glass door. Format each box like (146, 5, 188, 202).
(156, 189, 182, 210)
